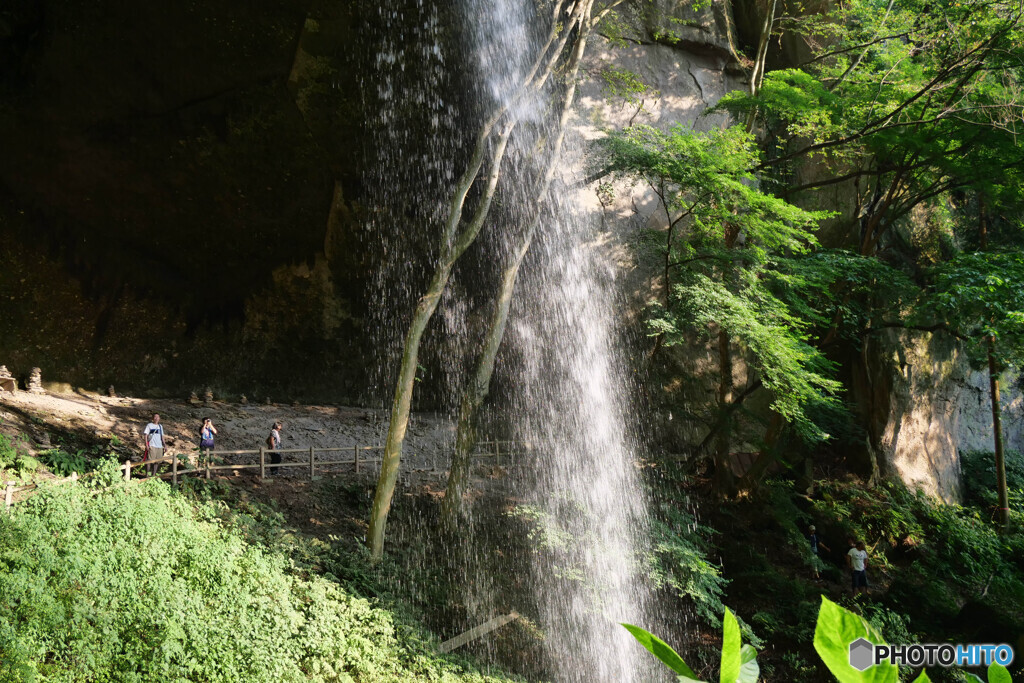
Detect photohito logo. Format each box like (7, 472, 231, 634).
(848, 638, 1015, 670)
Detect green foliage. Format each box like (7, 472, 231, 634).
(621, 623, 700, 679)
(0, 433, 15, 469)
(597, 65, 656, 110)
(923, 250, 1024, 369)
(0, 480, 512, 682)
(506, 503, 585, 582)
(0, 433, 39, 480)
(629, 598, 1015, 683)
(37, 449, 88, 477)
(961, 449, 1024, 514)
(646, 505, 729, 629)
(598, 123, 849, 442)
(812, 479, 1024, 631)
(622, 607, 759, 683)
(763, 250, 915, 347)
(735, 0, 1024, 255)
(663, 272, 843, 440)
(814, 597, 897, 683)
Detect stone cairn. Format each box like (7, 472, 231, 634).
(203, 387, 213, 405)
(240, 394, 248, 405)
(264, 396, 271, 406)
(27, 367, 44, 394)
(0, 366, 15, 393)
(107, 385, 117, 398)
(188, 391, 201, 406)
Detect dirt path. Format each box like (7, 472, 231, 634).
(0, 388, 458, 472)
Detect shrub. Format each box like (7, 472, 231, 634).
(960, 449, 1024, 515)
(0, 478, 513, 682)
(38, 449, 88, 477)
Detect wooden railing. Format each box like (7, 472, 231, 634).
(159, 439, 526, 485)
(3, 440, 528, 511)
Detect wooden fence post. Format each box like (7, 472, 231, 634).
(4, 482, 12, 512)
(124, 460, 131, 482)
(495, 441, 501, 467)
(353, 445, 359, 474)
(205, 450, 211, 480)
(259, 447, 266, 480)
(172, 453, 178, 486)
(309, 445, 315, 480)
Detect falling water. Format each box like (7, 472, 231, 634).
(366, 0, 655, 680)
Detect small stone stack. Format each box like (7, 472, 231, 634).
(240, 394, 248, 405)
(203, 387, 214, 405)
(107, 385, 117, 398)
(264, 396, 271, 406)
(0, 366, 15, 393)
(188, 391, 201, 406)
(27, 367, 44, 394)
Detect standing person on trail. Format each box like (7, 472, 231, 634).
(267, 421, 282, 476)
(199, 418, 217, 451)
(847, 540, 870, 596)
(142, 413, 165, 477)
(808, 525, 830, 580)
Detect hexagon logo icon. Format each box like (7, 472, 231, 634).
(849, 638, 875, 671)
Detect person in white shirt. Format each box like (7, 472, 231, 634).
(142, 413, 166, 476)
(267, 421, 283, 476)
(846, 540, 869, 596)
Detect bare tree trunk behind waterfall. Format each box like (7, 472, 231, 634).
(441, 1, 598, 526)
(367, 0, 602, 560)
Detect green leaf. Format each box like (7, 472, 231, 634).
(988, 663, 1012, 683)
(738, 643, 759, 683)
(720, 608, 742, 683)
(622, 623, 699, 679)
(813, 597, 897, 683)
(912, 672, 931, 682)
(962, 675, 985, 683)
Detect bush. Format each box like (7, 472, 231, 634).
(646, 506, 729, 629)
(960, 449, 1024, 515)
(38, 449, 88, 477)
(0, 479, 513, 682)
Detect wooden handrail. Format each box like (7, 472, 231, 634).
(3, 438, 532, 508)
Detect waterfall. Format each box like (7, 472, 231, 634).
(366, 0, 655, 680)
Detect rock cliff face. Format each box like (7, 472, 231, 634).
(854, 331, 1023, 502)
(0, 0, 372, 400)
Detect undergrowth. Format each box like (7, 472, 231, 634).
(0, 461, 515, 683)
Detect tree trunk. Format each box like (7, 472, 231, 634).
(368, 0, 596, 560)
(715, 328, 737, 497)
(368, 128, 513, 561)
(978, 196, 1009, 529)
(987, 339, 1009, 529)
(441, 9, 595, 526)
(715, 225, 740, 498)
(441, 231, 531, 527)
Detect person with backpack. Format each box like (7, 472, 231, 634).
(267, 421, 282, 476)
(142, 413, 166, 476)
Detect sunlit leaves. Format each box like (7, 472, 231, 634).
(924, 250, 1024, 368)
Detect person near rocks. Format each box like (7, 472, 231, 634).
(142, 413, 166, 476)
(200, 418, 217, 451)
(847, 540, 870, 596)
(267, 421, 282, 476)
(808, 524, 830, 580)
